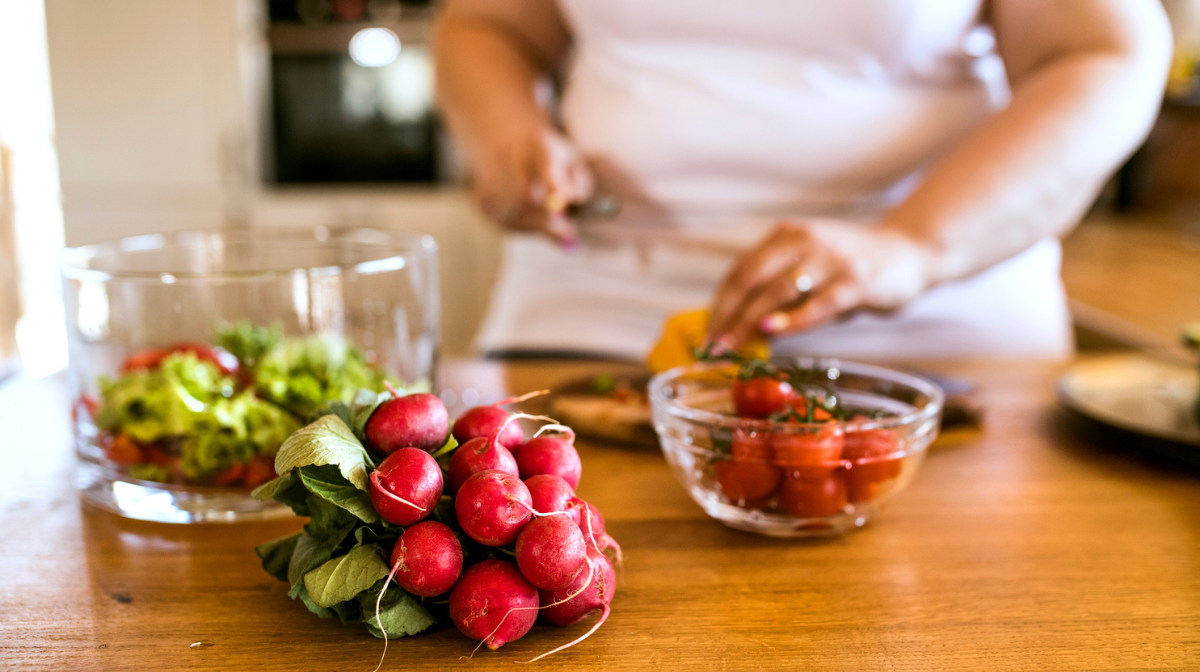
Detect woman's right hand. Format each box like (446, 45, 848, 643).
(472, 126, 594, 246)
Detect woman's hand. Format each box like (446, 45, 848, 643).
(707, 220, 936, 350)
(473, 126, 594, 246)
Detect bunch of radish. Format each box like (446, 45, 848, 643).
(363, 390, 619, 659)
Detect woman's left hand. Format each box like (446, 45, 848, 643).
(707, 220, 936, 350)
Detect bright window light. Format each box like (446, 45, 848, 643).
(349, 27, 401, 68)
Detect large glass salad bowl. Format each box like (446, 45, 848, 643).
(62, 227, 439, 523)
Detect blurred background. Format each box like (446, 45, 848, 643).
(0, 0, 1198, 377)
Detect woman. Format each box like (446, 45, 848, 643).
(435, 0, 1171, 360)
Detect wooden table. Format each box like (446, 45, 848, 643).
(3, 359, 1199, 671)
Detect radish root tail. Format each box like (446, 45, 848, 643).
(601, 534, 624, 571)
(371, 562, 401, 672)
(488, 412, 560, 447)
(532, 424, 575, 439)
(507, 497, 575, 520)
(373, 485, 426, 513)
(497, 389, 550, 406)
(383, 381, 402, 399)
(517, 604, 611, 664)
(584, 505, 604, 556)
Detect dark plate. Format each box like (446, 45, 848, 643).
(1058, 353, 1200, 448)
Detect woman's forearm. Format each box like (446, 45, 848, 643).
(878, 8, 1171, 287)
(434, 5, 567, 159)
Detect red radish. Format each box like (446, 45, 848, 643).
(516, 432, 582, 489)
(515, 514, 588, 590)
(369, 448, 443, 526)
(452, 405, 524, 450)
(365, 392, 449, 454)
(447, 436, 519, 494)
(449, 559, 539, 650)
(525, 474, 582, 526)
(572, 499, 624, 567)
(450, 389, 548, 449)
(540, 548, 615, 626)
(577, 500, 606, 548)
(455, 470, 533, 546)
(390, 521, 463, 598)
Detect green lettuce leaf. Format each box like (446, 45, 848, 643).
(214, 320, 283, 372)
(254, 334, 388, 418)
(274, 415, 373, 490)
(298, 465, 379, 524)
(256, 531, 302, 582)
(303, 544, 391, 609)
(95, 352, 230, 443)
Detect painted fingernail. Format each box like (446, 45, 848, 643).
(759, 312, 789, 334)
(560, 236, 581, 251)
(709, 338, 732, 356)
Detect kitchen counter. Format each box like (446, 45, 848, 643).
(2, 358, 1199, 671)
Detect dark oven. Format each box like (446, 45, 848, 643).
(267, 0, 443, 183)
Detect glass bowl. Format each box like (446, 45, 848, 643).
(648, 359, 943, 537)
(62, 227, 439, 523)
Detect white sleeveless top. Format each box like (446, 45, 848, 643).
(475, 0, 1073, 359)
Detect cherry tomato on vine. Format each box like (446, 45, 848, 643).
(120, 342, 239, 376)
(778, 469, 847, 518)
(843, 419, 902, 503)
(714, 429, 781, 503)
(771, 423, 844, 479)
(732, 377, 795, 418)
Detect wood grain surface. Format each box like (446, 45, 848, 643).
(2, 359, 1199, 671)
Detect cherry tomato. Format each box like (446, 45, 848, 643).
(713, 429, 781, 503)
(243, 454, 277, 489)
(106, 433, 145, 465)
(143, 443, 178, 468)
(172, 342, 240, 375)
(778, 469, 847, 518)
(119, 348, 170, 374)
(120, 343, 239, 375)
(211, 461, 247, 487)
(732, 377, 795, 418)
(72, 394, 100, 423)
(843, 421, 902, 503)
(771, 423, 844, 479)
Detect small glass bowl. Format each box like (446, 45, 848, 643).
(648, 359, 943, 537)
(62, 227, 439, 523)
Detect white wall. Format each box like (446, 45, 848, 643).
(0, 0, 68, 375)
(43, 0, 500, 354)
